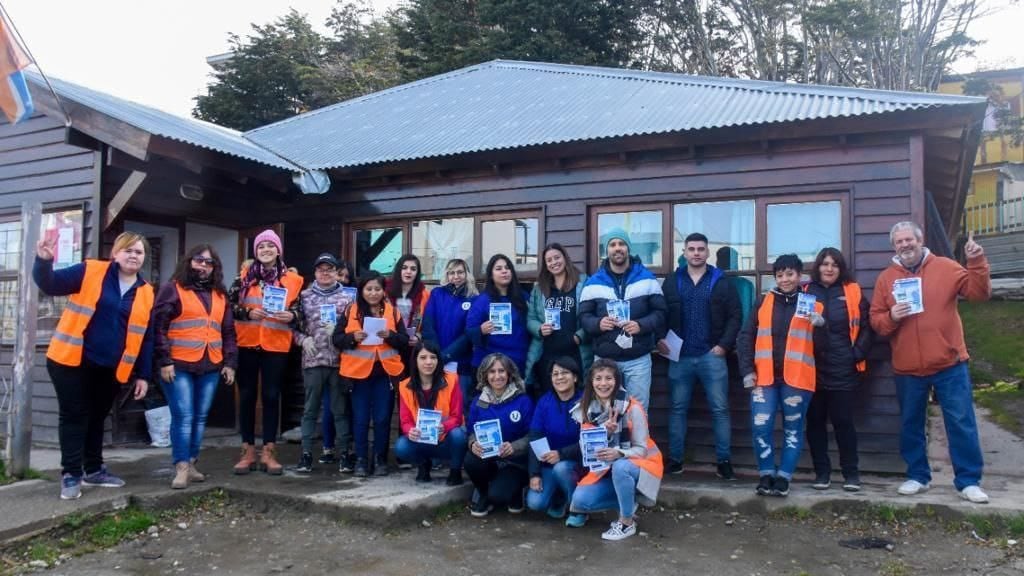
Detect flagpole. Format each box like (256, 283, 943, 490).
(0, 1, 71, 126)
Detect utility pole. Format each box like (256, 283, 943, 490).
(7, 201, 40, 477)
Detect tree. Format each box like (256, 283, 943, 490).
(391, 0, 486, 82)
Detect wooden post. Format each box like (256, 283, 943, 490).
(7, 202, 41, 477)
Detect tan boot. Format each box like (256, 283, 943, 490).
(171, 462, 190, 489)
(260, 443, 283, 476)
(233, 443, 257, 475)
(188, 459, 206, 483)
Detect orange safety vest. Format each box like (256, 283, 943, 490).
(168, 283, 225, 364)
(235, 272, 304, 353)
(843, 282, 868, 373)
(339, 301, 405, 379)
(754, 291, 823, 391)
(578, 398, 663, 504)
(46, 259, 154, 384)
(398, 371, 462, 441)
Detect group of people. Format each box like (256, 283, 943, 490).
(34, 217, 993, 540)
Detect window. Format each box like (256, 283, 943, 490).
(595, 209, 663, 269)
(673, 200, 755, 271)
(480, 217, 538, 275)
(765, 200, 842, 264)
(353, 225, 404, 277)
(412, 218, 474, 282)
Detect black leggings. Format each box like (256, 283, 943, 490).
(237, 348, 290, 444)
(47, 359, 119, 476)
(806, 388, 860, 477)
(463, 453, 528, 505)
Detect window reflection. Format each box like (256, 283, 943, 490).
(766, 201, 841, 263)
(481, 218, 538, 273)
(673, 200, 755, 271)
(597, 211, 662, 267)
(354, 227, 403, 277)
(412, 218, 474, 282)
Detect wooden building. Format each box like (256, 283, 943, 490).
(2, 61, 986, 473)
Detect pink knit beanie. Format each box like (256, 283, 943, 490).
(253, 229, 283, 256)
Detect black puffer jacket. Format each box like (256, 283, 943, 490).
(803, 281, 873, 390)
(737, 288, 800, 384)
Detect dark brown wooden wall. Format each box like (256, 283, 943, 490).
(0, 113, 99, 446)
(283, 135, 919, 474)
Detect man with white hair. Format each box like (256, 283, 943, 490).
(869, 221, 991, 503)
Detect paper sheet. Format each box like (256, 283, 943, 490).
(530, 437, 551, 459)
(658, 329, 683, 362)
(361, 316, 387, 345)
(443, 362, 458, 374)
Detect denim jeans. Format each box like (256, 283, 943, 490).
(750, 383, 813, 480)
(350, 372, 394, 460)
(569, 458, 640, 518)
(527, 460, 582, 512)
(668, 351, 731, 463)
(394, 427, 468, 469)
(599, 355, 652, 412)
(896, 362, 983, 490)
(301, 367, 351, 454)
(161, 370, 220, 464)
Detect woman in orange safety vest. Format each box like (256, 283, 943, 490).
(34, 231, 154, 501)
(154, 245, 237, 489)
(567, 358, 663, 542)
(333, 271, 409, 477)
(227, 230, 303, 476)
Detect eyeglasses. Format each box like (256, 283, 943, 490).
(551, 370, 573, 378)
(192, 256, 215, 266)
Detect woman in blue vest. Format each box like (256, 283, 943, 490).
(466, 254, 530, 376)
(422, 258, 478, 414)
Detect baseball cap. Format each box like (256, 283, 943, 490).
(313, 253, 339, 268)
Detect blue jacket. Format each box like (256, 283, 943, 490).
(33, 257, 155, 381)
(527, 389, 583, 477)
(466, 291, 530, 373)
(579, 256, 667, 360)
(468, 388, 534, 467)
(422, 285, 476, 374)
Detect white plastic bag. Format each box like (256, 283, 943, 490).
(145, 405, 171, 447)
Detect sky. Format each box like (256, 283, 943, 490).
(1, 0, 1020, 118)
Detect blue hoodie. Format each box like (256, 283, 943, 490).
(466, 291, 530, 373)
(422, 285, 476, 374)
(527, 389, 583, 477)
(467, 390, 534, 450)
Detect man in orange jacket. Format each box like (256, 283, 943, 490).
(869, 221, 991, 504)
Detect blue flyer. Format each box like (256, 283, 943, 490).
(580, 427, 609, 472)
(544, 307, 561, 330)
(319, 304, 337, 324)
(489, 303, 512, 335)
(473, 419, 503, 458)
(416, 408, 442, 445)
(262, 284, 287, 313)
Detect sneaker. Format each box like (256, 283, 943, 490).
(415, 462, 432, 483)
(601, 520, 637, 541)
(811, 473, 831, 490)
(755, 475, 774, 496)
(396, 458, 413, 471)
(373, 455, 389, 477)
(338, 453, 356, 474)
(470, 497, 493, 518)
(842, 474, 861, 492)
(897, 479, 929, 495)
(60, 474, 82, 500)
(565, 513, 588, 528)
(547, 501, 568, 520)
(772, 477, 790, 497)
(295, 452, 314, 473)
(959, 485, 989, 504)
(317, 449, 336, 465)
(716, 460, 736, 481)
(667, 461, 683, 475)
(353, 458, 369, 478)
(82, 465, 125, 488)
(508, 489, 525, 514)
(445, 469, 464, 487)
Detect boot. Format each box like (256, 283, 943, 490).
(188, 459, 206, 483)
(171, 462, 190, 489)
(233, 443, 257, 475)
(415, 461, 432, 483)
(373, 454, 389, 477)
(260, 443, 284, 476)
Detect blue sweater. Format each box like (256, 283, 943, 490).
(33, 257, 155, 380)
(466, 292, 530, 373)
(422, 285, 476, 374)
(527, 389, 583, 476)
(467, 391, 534, 448)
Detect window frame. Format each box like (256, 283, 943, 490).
(588, 203, 671, 275)
(756, 192, 850, 274)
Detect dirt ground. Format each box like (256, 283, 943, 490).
(36, 496, 1024, 576)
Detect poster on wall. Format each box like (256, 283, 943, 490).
(41, 209, 84, 270)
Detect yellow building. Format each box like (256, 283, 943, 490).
(940, 67, 1024, 234)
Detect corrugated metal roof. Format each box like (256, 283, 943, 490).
(245, 59, 986, 170)
(26, 71, 301, 171)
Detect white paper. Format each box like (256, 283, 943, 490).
(893, 277, 924, 315)
(795, 292, 817, 318)
(443, 361, 458, 374)
(658, 329, 683, 362)
(530, 437, 551, 460)
(56, 227, 74, 267)
(361, 316, 387, 346)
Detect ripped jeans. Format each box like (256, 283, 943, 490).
(750, 383, 813, 480)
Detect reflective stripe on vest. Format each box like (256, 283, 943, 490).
(753, 291, 821, 392)
(339, 301, 405, 379)
(398, 372, 461, 441)
(235, 272, 304, 352)
(577, 398, 663, 503)
(168, 283, 225, 364)
(46, 260, 154, 383)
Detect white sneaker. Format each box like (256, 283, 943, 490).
(897, 479, 930, 495)
(601, 520, 637, 541)
(959, 485, 989, 504)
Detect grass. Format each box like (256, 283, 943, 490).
(87, 507, 155, 547)
(0, 457, 46, 485)
(974, 381, 1024, 436)
(879, 559, 910, 576)
(868, 504, 913, 525)
(965, 513, 1024, 540)
(959, 301, 1024, 383)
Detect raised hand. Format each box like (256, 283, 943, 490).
(964, 230, 984, 259)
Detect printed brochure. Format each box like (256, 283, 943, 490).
(262, 285, 287, 313)
(473, 419, 503, 458)
(416, 409, 442, 445)
(892, 277, 924, 315)
(580, 427, 610, 472)
(489, 303, 512, 335)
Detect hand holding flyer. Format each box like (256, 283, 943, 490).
(607, 299, 630, 325)
(580, 427, 610, 472)
(544, 308, 561, 330)
(795, 292, 817, 319)
(473, 419, 503, 458)
(416, 409, 442, 445)
(489, 303, 512, 335)
(892, 278, 924, 315)
(361, 316, 386, 345)
(262, 285, 288, 313)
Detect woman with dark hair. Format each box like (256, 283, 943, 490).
(228, 230, 303, 475)
(466, 254, 531, 375)
(422, 258, 479, 414)
(804, 247, 873, 492)
(318, 258, 357, 467)
(525, 243, 592, 398)
(465, 353, 534, 517)
(387, 254, 431, 350)
(568, 358, 663, 540)
(333, 271, 409, 477)
(394, 340, 467, 485)
(34, 231, 155, 500)
(154, 244, 237, 489)
(526, 356, 583, 519)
